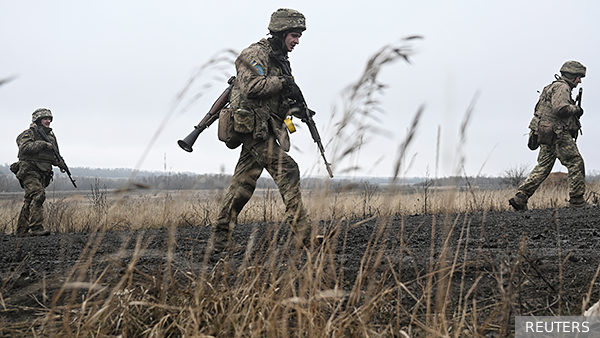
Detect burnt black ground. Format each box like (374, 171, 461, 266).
(2, 205, 600, 333)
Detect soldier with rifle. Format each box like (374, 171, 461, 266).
(210, 8, 324, 252)
(10, 108, 76, 236)
(509, 61, 589, 210)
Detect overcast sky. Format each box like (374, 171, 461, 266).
(2, 0, 599, 180)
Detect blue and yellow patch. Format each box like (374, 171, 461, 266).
(251, 61, 265, 76)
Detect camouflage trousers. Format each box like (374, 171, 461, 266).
(17, 170, 49, 234)
(215, 134, 310, 239)
(518, 132, 585, 200)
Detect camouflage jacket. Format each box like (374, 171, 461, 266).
(17, 124, 59, 172)
(529, 77, 581, 137)
(230, 38, 291, 150)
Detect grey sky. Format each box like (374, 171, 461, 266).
(2, 0, 599, 180)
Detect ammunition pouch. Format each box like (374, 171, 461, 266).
(252, 110, 269, 141)
(527, 130, 539, 150)
(218, 107, 241, 149)
(527, 114, 541, 150)
(537, 122, 555, 145)
(232, 102, 268, 141)
(13, 161, 29, 181)
(233, 107, 255, 134)
(9, 162, 19, 175)
(10, 161, 53, 188)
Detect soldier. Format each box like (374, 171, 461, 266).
(212, 8, 314, 252)
(11, 108, 66, 236)
(509, 61, 588, 210)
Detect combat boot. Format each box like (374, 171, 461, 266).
(509, 192, 528, 211)
(569, 196, 593, 208)
(30, 228, 51, 236)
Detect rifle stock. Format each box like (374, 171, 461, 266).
(178, 76, 236, 152)
(37, 127, 77, 188)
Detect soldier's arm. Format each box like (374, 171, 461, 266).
(18, 130, 51, 155)
(553, 84, 581, 118)
(235, 49, 284, 99)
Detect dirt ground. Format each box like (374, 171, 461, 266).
(2, 205, 600, 334)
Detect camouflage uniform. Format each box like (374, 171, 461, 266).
(510, 61, 587, 209)
(12, 108, 61, 236)
(213, 9, 311, 249)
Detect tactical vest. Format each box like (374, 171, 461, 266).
(231, 38, 291, 148)
(17, 126, 58, 168)
(534, 79, 580, 136)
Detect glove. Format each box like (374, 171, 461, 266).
(34, 140, 53, 151)
(290, 106, 317, 119)
(575, 106, 584, 118)
(57, 159, 67, 173)
(282, 75, 302, 102)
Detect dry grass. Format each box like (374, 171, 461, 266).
(0, 182, 594, 235)
(2, 37, 599, 337)
(2, 182, 597, 337)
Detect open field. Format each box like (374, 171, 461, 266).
(1, 177, 596, 235)
(2, 34, 598, 337)
(2, 183, 600, 337)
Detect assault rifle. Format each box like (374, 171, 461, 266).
(574, 87, 584, 140)
(37, 127, 77, 188)
(271, 51, 334, 178)
(178, 76, 236, 152)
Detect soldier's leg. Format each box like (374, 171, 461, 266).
(16, 172, 45, 235)
(16, 197, 32, 235)
(27, 177, 47, 232)
(518, 145, 557, 198)
(555, 134, 586, 201)
(510, 145, 556, 210)
(214, 145, 263, 249)
(257, 138, 310, 243)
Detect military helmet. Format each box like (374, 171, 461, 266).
(268, 8, 306, 33)
(560, 60, 586, 78)
(32, 108, 53, 123)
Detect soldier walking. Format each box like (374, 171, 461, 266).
(509, 61, 589, 210)
(11, 108, 67, 236)
(212, 8, 314, 252)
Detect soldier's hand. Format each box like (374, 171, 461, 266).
(282, 75, 302, 102)
(34, 140, 53, 151)
(57, 160, 67, 172)
(576, 106, 584, 117)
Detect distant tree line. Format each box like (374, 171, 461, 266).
(2, 164, 598, 193)
(0, 164, 281, 193)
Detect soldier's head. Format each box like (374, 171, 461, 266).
(560, 60, 586, 86)
(268, 8, 305, 52)
(32, 108, 53, 127)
